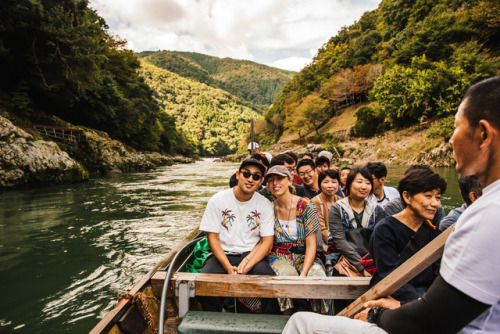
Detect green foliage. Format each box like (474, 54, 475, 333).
(0, 0, 194, 156)
(427, 116, 455, 141)
(139, 61, 261, 156)
(139, 51, 295, 108)
(353, 106, 386, 137)
(324, 135, 345, 157)
(258, 0, 500, 142)
(372, 56, 471, 127)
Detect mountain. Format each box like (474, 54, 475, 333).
(137, 51, 295, 110)
(138, 51, 295, 156)
(139, 61, 262, 156)
(260, 0, 500, 144)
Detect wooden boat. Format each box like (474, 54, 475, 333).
(90, 226, 372, 334)
(90, 223, 453, 334)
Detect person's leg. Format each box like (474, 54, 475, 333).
(197, 255, 239, 312)
(270, 259, 298, 313)
(247, 257, 281, 314)
(305, 262, 330, 314)
(282, 312, 388, 334)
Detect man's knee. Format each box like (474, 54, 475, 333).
(201, 256, 226, 274)
(249, 259, 276, 275)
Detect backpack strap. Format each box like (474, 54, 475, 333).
(399, 220, 430, 264)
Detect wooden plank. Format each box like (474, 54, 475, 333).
(338, 223, 455, 318)
(151, 272, 371, 299)
(90, 227, 202, 334)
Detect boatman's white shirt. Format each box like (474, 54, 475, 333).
(441, 178, 500, 333)
(199, 188, 274, 254)
(366, 186, 399, 208)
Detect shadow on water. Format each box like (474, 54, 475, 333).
(0, 160, 461, 333)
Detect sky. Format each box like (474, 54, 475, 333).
(89, 0, 382, 72)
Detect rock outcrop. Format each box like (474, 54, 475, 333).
(0, 115, 195, 189)
(62, 129, 194, 176)
(0, 116, 88, 189)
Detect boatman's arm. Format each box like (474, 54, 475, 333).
(355, 275, 490, 333)
(207, 232, 238, 275)
(237, 236, 273, 274)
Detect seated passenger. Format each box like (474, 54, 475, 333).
(311, 170, 342, 251)
(297, 159, 321, 199)
(317, 150, 333, 162)
(339, 167, 351, 195)
(365, 162, 399, 208)
(265, 166, 329, 314)
(384, 165, 445, 227)
(258, 154, 306, 200)
(440, 174, 483, 231)
(198, 159, 278, 313)
(315, 156, 331, 174)
(302, 152, 314, 160)
(284, 151, 302, 185)
(369, 169, 447, 301)
(229, 153, 268, 190)
(328, 167, 386, 276)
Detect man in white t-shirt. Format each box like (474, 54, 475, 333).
(198, 158, 278, 313)
(283, 77, 500, 333)
(365, 162, 399, 208)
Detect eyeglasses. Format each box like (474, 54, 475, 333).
(298, 169, 314, 177)
(241, 170, 262, 181)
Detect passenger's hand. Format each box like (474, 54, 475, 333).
(225, 265, 238, 275)
(354, 308, 369, 322)
(364, 297, 401, 310)
(237, 257, 250, 274)
(362, 269, 372, 277)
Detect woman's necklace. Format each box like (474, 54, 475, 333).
(277, 195, 294, 233)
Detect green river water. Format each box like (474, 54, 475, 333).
(0, 160, 463, 333)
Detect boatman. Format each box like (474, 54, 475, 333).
(198, 158, 278, 313)
(283, 76, 500, 333)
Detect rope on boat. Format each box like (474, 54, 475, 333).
(158, 236, 204, 334)
(120, 291, 160, 334)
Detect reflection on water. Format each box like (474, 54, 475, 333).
(0, 160, 462, 333)
(0, 159, 238, 333)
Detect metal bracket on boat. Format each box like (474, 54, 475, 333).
(176, 278, 196, 318)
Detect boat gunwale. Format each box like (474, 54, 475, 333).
(90, 227, 202, 334)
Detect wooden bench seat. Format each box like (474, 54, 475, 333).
(177, 311, 290, 334)
(151, 272, 371, 318)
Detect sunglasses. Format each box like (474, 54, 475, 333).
(241, 170, 262, 181)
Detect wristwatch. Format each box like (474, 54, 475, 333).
(367, 306, 383, 324)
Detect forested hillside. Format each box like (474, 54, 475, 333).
(139, 61, 261, 156)
(0, 0, 193, 155)
(137, 51, 295, 110)
(260, 0, 500, 145)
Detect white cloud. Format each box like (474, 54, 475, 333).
(271, 57, 312, 72)
(89, 0, 382, 71)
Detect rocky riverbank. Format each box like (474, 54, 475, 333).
(0, 115, 194, 190)
(221, 122, 455, 167)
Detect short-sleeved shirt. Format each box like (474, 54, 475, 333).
(440, 179, 500, 333)
(366, 186, 400, 208)
(269, 197, 321, 269)
(199, 188, 274, 254)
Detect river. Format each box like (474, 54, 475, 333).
(0, 160, 462, 333)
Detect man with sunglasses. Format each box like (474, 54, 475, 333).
(198, 158, 278, 313)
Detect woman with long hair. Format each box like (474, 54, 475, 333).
(265, 165, 328, 314)
(369, 169, 447, 301)
(328, 167, 386, 276)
